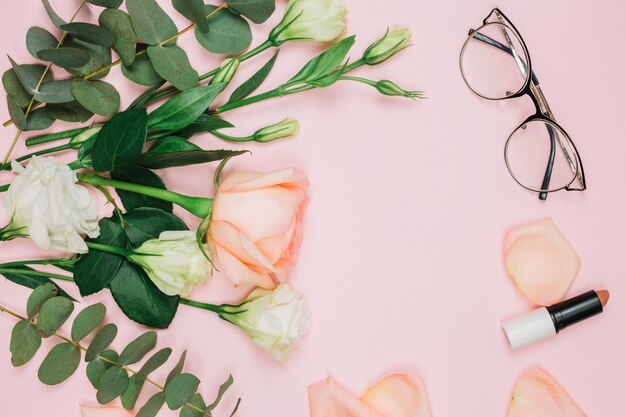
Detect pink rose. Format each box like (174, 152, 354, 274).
(209, 168, 309, 289)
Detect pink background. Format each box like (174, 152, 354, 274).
(1, 0, 625, 416)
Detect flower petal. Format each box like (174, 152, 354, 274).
(80, 405, 135, 417)
(214, 242, 276, 289)
(360, 374, 433, 417)
(223, 168, 309, 193)
(309, 377, 383, 417)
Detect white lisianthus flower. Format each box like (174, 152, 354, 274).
(2, 156, 99, 253)
(130, 231, 210, 297)
(269, 0, 348, 45)
(222, 284, 311, 363)
(254, 118, 300, 143)
(363, 28, 412, 65)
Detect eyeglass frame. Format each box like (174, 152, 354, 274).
(459, 8, 587, 201)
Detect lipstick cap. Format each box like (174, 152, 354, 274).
(503, 307, 556, 350)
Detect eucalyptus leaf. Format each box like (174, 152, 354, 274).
(10, 320, 41, 367)
(34, 79, 74, 104)
(71, 78, 120, 116)
(74, 218, 126, 296)
(97, 366, 129, 404)
(86, 349, 119, 388)
(147, 84, 224, 131)
(119, 331, 157, 365)
(25, 108, 55, 131)
(36, 296, 74, 337)
(165, 373, 200, 410)
(172, 0, 209, 32)
(114, 208, 188, 247)
(46, 101, 93, 122)
(121, 375, 145, 410)
(38, 342, 81, 385)
(165, 350, 186, 385)
(136, 348, 172, 383)
(61, 23, 116, 47)
(85, 323, 118, 362)
(127, 0, 178, 45)
(2, 267, 72, 303)
(113, 167, 173, 213)
(137, 392, 166, 417)
(180, 393, 206, 417)
(141, 148, 246, 169)
(3, 69, 31, 107)
(99, 9, 138, 66)
(229, 50, 279, 103)
(147, 45, 198, 91)
(41, 0, 67, 29)
(71, 303, 106, 342)
(109, 260, 179, 329)
(196, 6, 252, 55)
(88, 0, 123, 6)
(26, 26, 58, 59)
(65, 38, 113, 80)
(207, 374, 234, 411)
(121, 52, 163, 86)
(92, 108, 147, 172)
(26, 282, 58, 318)
(8, 57, 53, 94)
(228, 0, 276, 24)
(177, 114, 234, 136)
(6, 96, 27, 130)
(37, 47, 91, 68)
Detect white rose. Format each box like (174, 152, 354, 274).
(270, 0, 348, 45)
(222, 284, 312, 363)
(2, 156, 99, 253)
(130, 230, 210, 297)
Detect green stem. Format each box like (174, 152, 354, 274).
(85, 242, 133, 257)
(179, 298, 224, 314)
(210, 130, 254, 143)
(0, 258, 75, 269)
(339, 75, 377, 87)
(0, 268, 74, 282)
(215, 88, 286, 113)
(77, 173, 213, 218)
(26, 127, 90, 147)
(0, 143, 73, 171)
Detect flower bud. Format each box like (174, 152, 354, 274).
(211, 58, 240, 85)
(375, 80, 423, 99)
(253, 118, 300, 143)
(69, 124, 103, 147)
(269, 0, 348, 45)
(363, 28, 411, 65)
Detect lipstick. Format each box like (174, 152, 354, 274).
(503, 290, 609, 350)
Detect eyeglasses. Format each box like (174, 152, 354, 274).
(459, 8, 586, 200)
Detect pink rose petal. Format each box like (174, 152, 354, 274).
(507, 368, 587, 417)
(504, 217, 581, 306)
(361, 374, 433, 417)
(309, 377, 384, 417)
(80, 405, 134, 417)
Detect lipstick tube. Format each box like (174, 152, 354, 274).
(503, 290, 607, 350)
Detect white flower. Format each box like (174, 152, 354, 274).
(2, 156, 99, 253)
(363, 28, 412, 65)
(254, 118, 300, 143)
(270, 0, 348, 45)
(222, 284, 311, 363)
(130, 231, 210, 297)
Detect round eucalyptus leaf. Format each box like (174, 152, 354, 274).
(46, 101, 93, 123)
(180, 393, 205, 417)
(228, 0, 276, 24)
(24, 107, 55, 131)
(97, 365, 129, 404)
(86, 349, 119, 388)
(126, 0, 178, 45)
(119, 331, 157, 365)
(165, 350, 186, 385)
(7, 57, 52, 94)
(99, 8, 138, 66)
(71, 78, 120, 116)
(26, 282, 57, 319)
(85, 323, 118, 362)
(37, 47, 91, 68)
(6, 96, 27, 129)
(61, 22, 117, 47)
(34, 79, 74, 104)
(172, 0, 209, 32)
(121, 52, 163, 86)
(136, 347, 172, 382)
(36, 296, 74, 337)
(65, 38, 113, 80)
(26, 26, 58, 59)
(38, 342, 81, 385)
(3, 69, 32, 107)
(137, 392, 165, 417)
(147, 45, 198, 91)
(165, 373, 200, 410)
(88, 0, 123, 7)
(195, 6, 252, 55)
(121, 374, 145, 410)
(10, 320, 41, 367)
(42, 0, 67, 29)
(71, 303, 106, 342)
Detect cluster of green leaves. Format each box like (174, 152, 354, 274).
(3, 0, 276, 132)
(8, 283, 240, 416)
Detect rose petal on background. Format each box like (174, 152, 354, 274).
(506, 368, 587, 417)
(504, 217, 581, 306)
(80, 405, 134, 417)
(361, 374, 433, 417)
(309, 377, 384, 417)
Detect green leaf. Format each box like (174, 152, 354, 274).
(74, 218, 126, 296)
(99, 9, 138, 66)
(286, 36, 356, 87)
(61, 23, 116, 47)
(10, 320, 41, 367)
(41, 0, 67, 29)
(177, 114, 234, 136)
(173, 0, 209, 32)
(136, 348, 172, 383)
(8, 57, 53, 94)
(121, 52, 163, 86)
(86, 349, 119, 388)
(26, 27, 58, 59)
(6, 96, 27, 130)
(121, 374, 145, 410)
(147, 136, 202, 153)
(71, 303, 106, 342)
(97, 366, 129, 404)
(127, 0, 178, 45)
(65, 38, 113, 80)
(112, 167, 173, 213)
(127, 81, 165, 109)
(3, 267, 72, 303)
(71, 78, 120, 116)
(180, 393, 206, 417)
(147, 84, 224, 131)
(85, 323, 118, 362)
(26, 282, 58, 318)
(92, 108, 147, 172)
(109, 260, 179, 328)
(34, 79, 74, 104)
(25, 108, 55, 131)
(36, 296, 74, 337)
(88, 0, 123, 7)
(116, 208, 188, 247)
(119, 331, 157, 365)
(207, 374, 234, 411)
(165, 350, 186, 385)
(196, 6, 252, 55)
(229, 50, 278, 103)
(38, 342, 81, 385)
(37, 47, 91, 68)
(228, 0, 276, 24)
(3, 69, 31, 107)
(141, 147, 246, 169)
(46, 101, 93, 123)
(165, 373, 200, 410)
(147, 45, 198, 91)
(137, 392, 165, 417)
